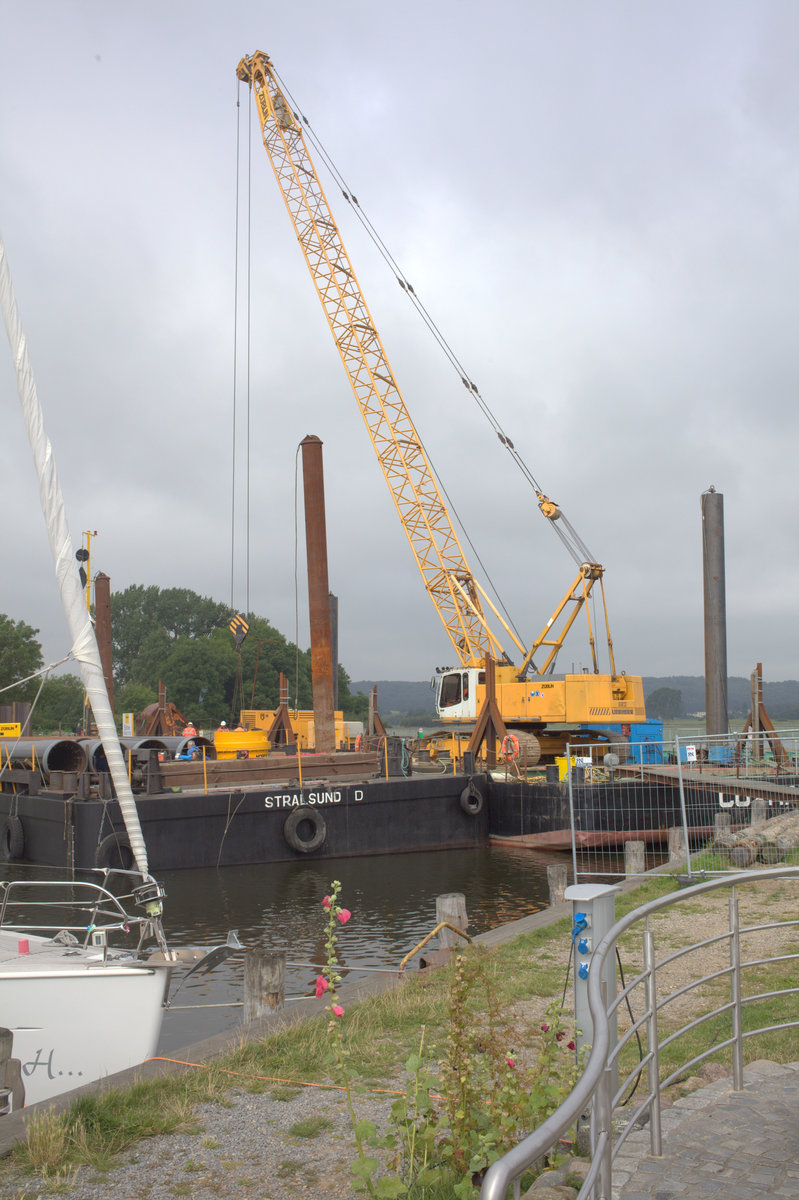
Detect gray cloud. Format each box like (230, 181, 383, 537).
(2, 1, 797, 688)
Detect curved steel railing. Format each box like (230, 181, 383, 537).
(482, 865, 799, 1200)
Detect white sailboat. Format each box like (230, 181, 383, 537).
(0, 234, 175, 1107)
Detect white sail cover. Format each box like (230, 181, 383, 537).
(0, 235, 149, 876)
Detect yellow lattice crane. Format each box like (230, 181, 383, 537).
(237, 52, 645, 760)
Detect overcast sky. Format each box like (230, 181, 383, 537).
(1, 1, 797, 689)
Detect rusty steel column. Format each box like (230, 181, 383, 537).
(329, 592, 339, 711)
(94, 572, 114, 711)
(300, 436, 335, 752)
(701, 487, 727, 737)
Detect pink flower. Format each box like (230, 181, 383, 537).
(540, 1023, 549, 1033)
(506, 1057, 516, 1069)
(315, 975, 329, 999)
(337, 908, 351, 925)
(332, 1004, 344, 1018)
(322, 896, 332, 909)
(568, 1041, 576, 1051)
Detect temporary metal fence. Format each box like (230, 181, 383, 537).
(481, 865, 799, 1200)
(566, 728, 799, 882)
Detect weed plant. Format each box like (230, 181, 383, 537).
(315, 881, 580, 1198)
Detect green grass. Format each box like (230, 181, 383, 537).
(288, 1115, 333, 1138)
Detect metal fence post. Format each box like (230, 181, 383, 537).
(567, 742, 578, 883)
(643, 929, 662, 1157)
(673, 736, 693, 877)
(597, 1063, 614, 1200)
(730, 892, 744, 1090)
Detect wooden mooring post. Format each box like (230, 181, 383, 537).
(436, 893, 468, 949)
(624, 840, 646, 876)
(0, 1027, 24, 1113)
(668, 826, 686, 864)
(750, 798, 767, 824)
(244, 949, 286, 1022)
(715, 811, 732, 837)
(547, 863, 568, 905)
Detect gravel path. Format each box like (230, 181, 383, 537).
(0, 1082, 395, 1200)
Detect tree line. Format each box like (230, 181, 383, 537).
(0, 587, 368, 734)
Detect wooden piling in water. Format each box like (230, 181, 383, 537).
(243, 950, 286, 1021)
(436, 893, 468, 948)
(547, 863, 568, 905)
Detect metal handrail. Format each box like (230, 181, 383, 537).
(481, 865, 799, 1200)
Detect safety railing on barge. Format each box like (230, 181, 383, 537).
(481, 865, 799, 1200)
(565, 728, 799, 882)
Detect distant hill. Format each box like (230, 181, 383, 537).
(352, 676, 799, 720)
(351, 680, 435, 717)
(643, 676, 799, 718)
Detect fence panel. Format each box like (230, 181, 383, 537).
(567, 728, 799, 881)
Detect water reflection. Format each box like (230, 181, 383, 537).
(157, 845, 567, 1052)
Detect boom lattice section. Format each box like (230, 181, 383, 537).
(237, 52, 507, 667)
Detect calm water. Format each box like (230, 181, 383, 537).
(155, 845, 569, 1053)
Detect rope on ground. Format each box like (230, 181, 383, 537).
(145, 1055, 444, 1100)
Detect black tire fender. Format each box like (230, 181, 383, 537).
(93, 833, 134, 870)
(0, 816, 24, 861)
(459, 782, 484, 816)
(283, 806, 327, 854)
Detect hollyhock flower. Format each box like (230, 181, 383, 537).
(332, 1004, 344, 1017)
(315, 975, 329, 999)
(337, 908, 351, 925)
(506, 1057, 516, 1069)
(322, 896, 332, 909)
(540, 1023, 549, 1033)
(568, 1041, 576, 1051)
(556, 1031, 565, 1042)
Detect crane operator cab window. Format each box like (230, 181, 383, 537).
(438, 671, 469, 709)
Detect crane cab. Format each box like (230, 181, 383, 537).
(434, 669, 480, 722)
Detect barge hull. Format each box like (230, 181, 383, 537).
(0, 774, 487, 871)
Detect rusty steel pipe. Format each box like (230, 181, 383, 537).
(94, 571, 114, 711)
(701, 488, 728, 736)
(300, 435, 336, 753)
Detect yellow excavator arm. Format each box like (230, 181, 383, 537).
(237, 51, 510, 668)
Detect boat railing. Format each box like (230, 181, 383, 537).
(481, 865, 799, 1200)
(0, 875, 149, 947)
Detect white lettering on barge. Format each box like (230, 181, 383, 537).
(264, 790, 343, 810)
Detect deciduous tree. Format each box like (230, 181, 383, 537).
(0, 614, 43, 703)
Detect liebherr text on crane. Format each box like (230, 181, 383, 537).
(237, 51, 646, 763)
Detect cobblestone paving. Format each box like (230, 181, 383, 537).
(614, 1060, 799, 1199)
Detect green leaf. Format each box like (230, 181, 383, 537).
(351, 1156, 381, 1179)
(354, 1119, 378, 1141)
(373, 1178, 407, 1197)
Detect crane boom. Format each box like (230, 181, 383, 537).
(237, 52, 508, 668)
(238, 51, 647, 752)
